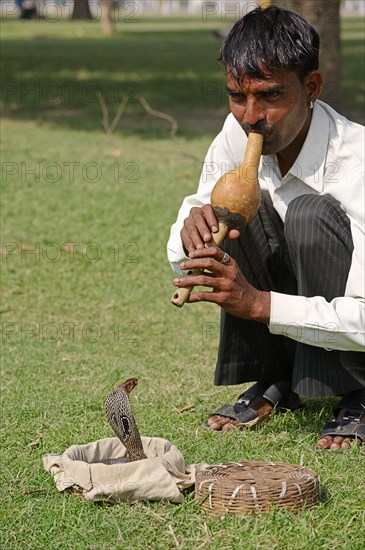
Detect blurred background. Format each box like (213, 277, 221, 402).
(1, 0, 365, 134)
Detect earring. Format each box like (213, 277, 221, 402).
(309, 100, 314, 109)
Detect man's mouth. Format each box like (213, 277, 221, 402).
(241, 122, 275, 139)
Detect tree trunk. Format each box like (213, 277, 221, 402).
(101, 0, 115, 35)
(72, 0, 93, 20)
(271, 0, 341, 110)
(299, 0, 341, 110)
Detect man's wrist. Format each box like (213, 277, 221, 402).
(250, 290, 271, 324)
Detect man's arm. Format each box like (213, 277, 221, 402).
(269, 293, 365, 352)
(167, 114, 247, 273)
(172, 246, 365, 352)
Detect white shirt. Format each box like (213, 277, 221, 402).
(167, 101, 365, 352)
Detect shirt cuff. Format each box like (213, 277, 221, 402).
(269, 292, 306, 340)
(167, 243, 189, 275)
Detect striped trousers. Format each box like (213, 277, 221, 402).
(215, 193, 365, 397)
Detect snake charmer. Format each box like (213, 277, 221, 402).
(168, 6, 365, 449)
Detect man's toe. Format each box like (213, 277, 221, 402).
(315, 435, 333, 449)
(207, 415, 220, 426)
(208, 415, 232, 430)
(222, 420, 239, 432)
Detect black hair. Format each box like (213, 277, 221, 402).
(219, 6, 320, 82)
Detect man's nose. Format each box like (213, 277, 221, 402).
(243, 98, 265, 126)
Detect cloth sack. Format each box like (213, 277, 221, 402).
(43, 436, 208, 504)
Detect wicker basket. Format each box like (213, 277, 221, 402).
(195, 461, 320, 514)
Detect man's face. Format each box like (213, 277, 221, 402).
(226, 68, 312, 156)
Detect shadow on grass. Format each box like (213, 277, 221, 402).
(280, 397, 338, 433)
(1, 29, 229, 137)
(2, 20, 364, 136)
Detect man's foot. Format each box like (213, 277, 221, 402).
(208, 394, 274, 431)
(316, 390, 365, 449)
(207, 381, 301, 432)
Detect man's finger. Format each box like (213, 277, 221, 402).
(180, 227, 196, 255)
(227, 229, 240, 240)
(179, 255, 227, 275)
(188, 246, 231, 263)
(187, 290, 222, 304)
(173, 273, 220, 289)
(185, 210, 218, 249)
(192, 214, 215, 244)
(201, 204, 219, 233)
(183, 220, 205, 250)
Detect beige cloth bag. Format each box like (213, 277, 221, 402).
(43, 436, 208, 504)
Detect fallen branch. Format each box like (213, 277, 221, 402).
(173, 404, 195, 414)
(96, 91, 110, 134)
(138, 96, 178, 137)
(109, 95, 129, 134)
(96, 92, 129, 135)
(96, 93, 178, 137)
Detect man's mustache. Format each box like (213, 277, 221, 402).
(241, 122, 275, 137)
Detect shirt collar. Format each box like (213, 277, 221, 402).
(262, 102, 330, 192)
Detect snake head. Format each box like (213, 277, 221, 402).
(121, 378, 138, 395)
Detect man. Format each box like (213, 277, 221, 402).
(167, 6, 365, 449)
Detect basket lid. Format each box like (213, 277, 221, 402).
(195, 461, 320, 514)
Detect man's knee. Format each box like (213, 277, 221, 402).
(284, 194, 351, 248)
(286, 193, 340, 231)
(284, 194, 353, 296)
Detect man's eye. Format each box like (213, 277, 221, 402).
(262, 91, 281, 99)
(228, 92, 245, 102)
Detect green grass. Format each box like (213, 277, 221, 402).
(1, 15, 365, 550)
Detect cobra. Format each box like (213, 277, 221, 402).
(103, 377, 147, 464)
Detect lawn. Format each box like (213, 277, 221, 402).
(1, 14, 365, 550)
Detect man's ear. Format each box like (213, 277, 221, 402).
(305, 70, 324, 102)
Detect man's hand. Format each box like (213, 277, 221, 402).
(172, 246, 271, 324)
(181, 205, 240, 255)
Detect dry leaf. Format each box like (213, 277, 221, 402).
(174, 404, 195, 414)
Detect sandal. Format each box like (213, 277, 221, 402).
(318, 390, 365, 443)
(209, 382, 302, 430)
